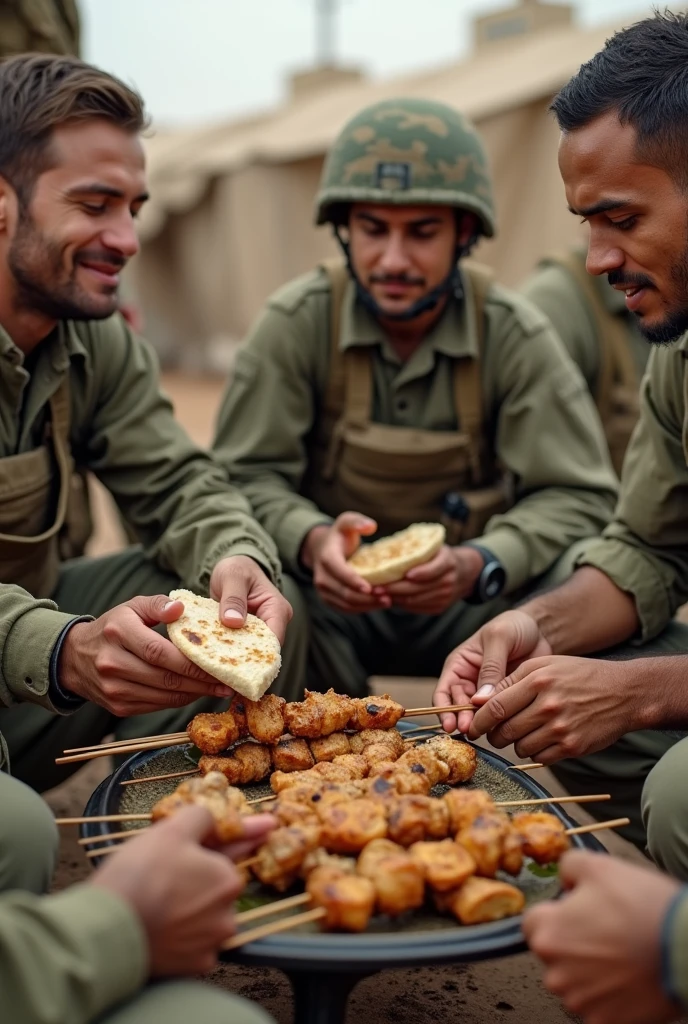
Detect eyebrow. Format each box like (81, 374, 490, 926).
(66, 183, 149, 204)
(568, 198, 631, 217)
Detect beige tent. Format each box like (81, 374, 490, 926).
(130, 2, 637, 370)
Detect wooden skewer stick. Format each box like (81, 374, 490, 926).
(86, 845, 123, 859)
(56, 737, 189, 765)
(63, 732, 187, 755)
(222, 907, 326, 950)
(402, 723, 446, 737)
(55, 813, 152, 826)
(507, 763, 544, 771)
(565, 817, 629, 836)
(403, 704, 475, 716)
(247, 794, 278, 806)
(236, 855, 260, 871)
(234, 892, 311, 925)
(78, 828, 146, 845)
(495, 794, 610, 809)
(120, 769, 200, 787)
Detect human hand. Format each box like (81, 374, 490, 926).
(468, 655, 643, 763)
(90, 805, 275, 977)
(523, 850, 683, 1024)
(209, 554, 292, 643)
(380, 545, 483, 614)
(301, 512, 388, 613)
(433, 609, 551, 735)
(58, 596, 233, 716)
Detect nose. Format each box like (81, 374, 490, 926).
(378, 229, 411, 275)
(100, 213, 140, 261)
(585, 232, 623, 278)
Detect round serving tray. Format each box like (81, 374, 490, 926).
(81, 725, 605, 972)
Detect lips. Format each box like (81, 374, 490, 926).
(78, 260, 121, 287)
(622, 286, 646, 312)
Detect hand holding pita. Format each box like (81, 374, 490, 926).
(301, 512, 391, 613)
(382, 544, 484, 614)
(209, 554, 292, 644)
(57, 595, 231, 716)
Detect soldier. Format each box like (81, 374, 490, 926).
(0, 784, 278, 1024)
(213, 97, 618, 699)
(0, 54, 296, 792)
(0, 0, 81, 58)
(433, 11, 688, 883)
(521, 244, 649, 474)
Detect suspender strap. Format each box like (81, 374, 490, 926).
(548, 251, 638, 415)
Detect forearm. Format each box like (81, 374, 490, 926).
(521, 566, 640, 655)
(0, 886, 147, 1024)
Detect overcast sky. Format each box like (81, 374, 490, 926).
(80, 0, 657, 128)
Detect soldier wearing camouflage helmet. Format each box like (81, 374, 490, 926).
(214, 97, 618, 698)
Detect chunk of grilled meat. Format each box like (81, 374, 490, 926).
(422, 737, 478, 784)
(306, 866, 375, 932)
(357, 838, 425, 917)
(252, 824, 322, 891)
(348, 694, 404, 731)
(442, 788, 496, 834)
(456, 811, 523, 878)
(271, 737, 315, 773)
(349, 728, 406, 758)
(244, 693, 286, 745)
(199, 742, 272, 786)
(511, 811, 570, 865)
(186, 710, 240, 754)
(396, 747, 450, 787)
(283, 689, 352, 738)
(409, 839, 476, 892)
(443, 876, 525, 925)
(309, 732, 351, 763)
(316, 798, 388, 853)
(387, 794, 450, 846)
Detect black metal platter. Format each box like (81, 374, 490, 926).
(82, 725, 606, 1024)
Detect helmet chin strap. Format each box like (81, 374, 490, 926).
(334, 227, 477, 323)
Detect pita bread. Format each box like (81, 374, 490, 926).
(166, 589, 281, 700)
(347, 523, 446, 586)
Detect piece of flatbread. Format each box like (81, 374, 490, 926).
(346, 523, 446, 586)
(166, 589, 281, 700)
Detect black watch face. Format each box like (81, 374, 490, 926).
(481, 564, 506, 600)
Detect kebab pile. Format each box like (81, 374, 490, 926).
(149, 763, 574, 933)
(184, 691, 478, 791)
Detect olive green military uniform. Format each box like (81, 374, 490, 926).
(521, 246, 649, 474)
(539, 335, 688, 876)
(0, 0, 81, 58)
(0, 771, 274, 1024)
(214, 98, 617, 698)
(0, 313, 308, 792)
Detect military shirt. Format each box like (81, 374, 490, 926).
(578, 334, 688, 640)
(0, 315, 281, 711)
(521, 252, 649, 395)
(214, 266, 618, 590)
(0, 885, 147, 1024)
(0, 0, 80, 57)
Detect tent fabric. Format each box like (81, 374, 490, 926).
(130, 17, 629, 370)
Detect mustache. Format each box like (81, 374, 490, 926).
(369, 273, 426, 286)
(607, 269, 654, 290)
(75, 249, 126, 271)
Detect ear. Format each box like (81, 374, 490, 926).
(0, 175, 17, 234)
(456, 212, 480, 247)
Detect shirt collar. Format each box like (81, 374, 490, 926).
(0, 319, 89, 373)
(339, 270, 479, 364)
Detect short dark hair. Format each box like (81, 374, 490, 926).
(0, 53, 148, 203)
(551, 10, 688, 188)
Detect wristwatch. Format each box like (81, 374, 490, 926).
(463, 543, 506, 605)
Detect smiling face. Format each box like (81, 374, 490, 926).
(347, 203, 471, 318)
(2, 118, 148, 322)
(559, 110, 688, 344)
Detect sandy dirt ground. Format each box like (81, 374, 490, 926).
(45, 372, 648, 1024)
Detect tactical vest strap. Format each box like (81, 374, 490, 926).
(548, 251, 638, 417)
(319, 258, 492, 471)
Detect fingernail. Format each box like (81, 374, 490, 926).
(223, 610, 243, 624)
(475, 684, 495, 698)
(163, 600, 176, 611)
(215, 686, 229, 697)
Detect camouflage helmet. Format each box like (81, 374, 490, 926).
(315, 97, 496, 238)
